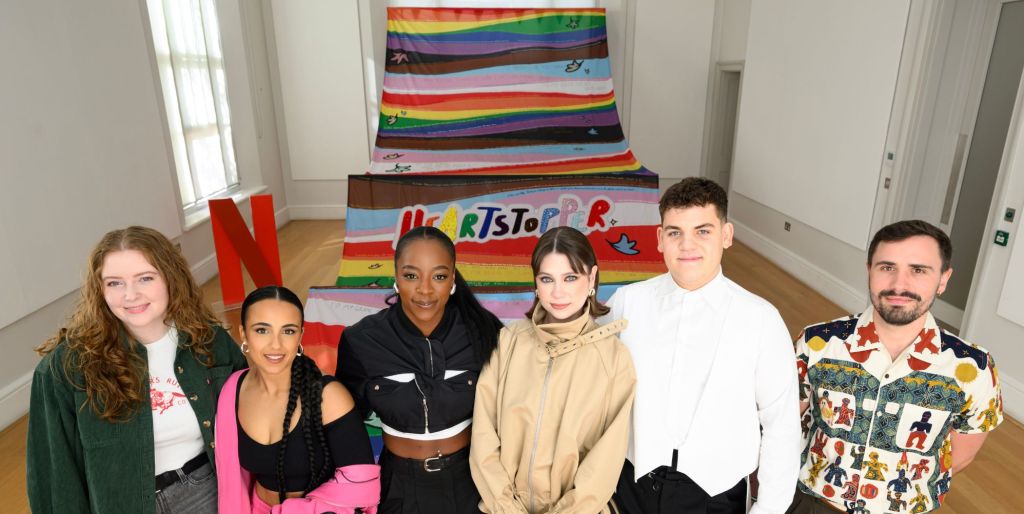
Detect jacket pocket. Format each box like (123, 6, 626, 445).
(74, 391, 130, 449)
(445, 371, 479, 392)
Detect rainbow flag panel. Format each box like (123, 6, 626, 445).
(336, 174, 662, 288)
(371, 7, 651, 176)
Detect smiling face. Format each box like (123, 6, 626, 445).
(657, 205, 734, 290)
(238, 299, 303, 376)
(535, 252, 597, 323)
(868, 235, 952, 326)
(395, 238, 455, 336)
(101, 249, 170, 344)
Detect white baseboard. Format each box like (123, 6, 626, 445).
(287, 205, 347, 220)
(930, 298, 965, 330)
(0, 371, 32, 430)
(1001, 373, 1024, 423)
(731, 220, 867, 314)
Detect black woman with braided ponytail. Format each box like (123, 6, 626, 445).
(214, 286, 380, 513)
(337, 226, 504, 514)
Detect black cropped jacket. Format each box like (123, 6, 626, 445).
(335, 303, 480, 435)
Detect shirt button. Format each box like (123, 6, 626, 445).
(374, 385, 380, 391)
(203, 420, 211, 428)
(189, 394, 199, 401)
(468, 380, 474, 385)
(177, 366, 184, 374)
(884, 374, 890, 379)
(209, 442, 215, 449)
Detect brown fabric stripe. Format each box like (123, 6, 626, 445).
(346, 174, 656, 208)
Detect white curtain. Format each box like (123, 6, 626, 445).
(148, 0, 238, 209)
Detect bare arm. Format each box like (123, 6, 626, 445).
(950, 431, 989, 474)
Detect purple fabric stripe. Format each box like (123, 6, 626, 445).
(384, 73, 607, 91)
(391, 110, 620, 138)
(372, 150, 623, 164)
(385, 34, 606, 55)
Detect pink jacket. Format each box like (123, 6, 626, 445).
(216, 369, 381, 514)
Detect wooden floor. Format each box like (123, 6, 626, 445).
(5, 220, 1021, 512)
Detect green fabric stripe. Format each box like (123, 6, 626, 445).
(394, 15, 605, 36)
(379, 104, 612, 129)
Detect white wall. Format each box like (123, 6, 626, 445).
(716, 0, 751, 63)
(733, 0, 911, 250)
(628, 0, 715, 182)
(0, 0, 287, 429)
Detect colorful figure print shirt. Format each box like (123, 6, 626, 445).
(794, 311, 1002, 513)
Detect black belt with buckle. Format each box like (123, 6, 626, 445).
(155, 452, 208, 492)
(383, 446, 470, 473)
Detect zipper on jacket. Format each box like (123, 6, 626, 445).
(527, 356, 555, 514)
(425, 337, 435, 376)
(413, 376, 429, 432)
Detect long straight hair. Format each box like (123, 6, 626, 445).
(527, 227, 610, 318)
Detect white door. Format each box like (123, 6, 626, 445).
(961, 66, 1024, 422)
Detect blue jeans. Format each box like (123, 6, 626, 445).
(155, 462, 218, 514)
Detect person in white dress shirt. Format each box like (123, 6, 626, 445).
(605, 177, 801, 514)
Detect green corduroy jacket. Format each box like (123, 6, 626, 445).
(26, 324, 246, 514)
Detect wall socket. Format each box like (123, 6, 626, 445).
(784, 221, 792, 232)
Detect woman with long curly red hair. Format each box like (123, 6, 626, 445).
(27, 226, 247, 513)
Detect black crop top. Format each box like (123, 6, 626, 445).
(335, 303, 481, 434)
(235, 371, 374, 492)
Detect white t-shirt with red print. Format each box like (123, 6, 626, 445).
(147, 326, 204, 474)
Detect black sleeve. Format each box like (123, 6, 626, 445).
(324, 409, 375, 467)
(335, 330, 371, 420)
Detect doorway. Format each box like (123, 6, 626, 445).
(942, 1, 1024, 322)
(706, 66, 742, 192)
(898, 0, 1024, 330)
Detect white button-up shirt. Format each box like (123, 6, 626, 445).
(605, 271, 801, 514)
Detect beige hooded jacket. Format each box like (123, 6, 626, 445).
(470, 307, 636, 514)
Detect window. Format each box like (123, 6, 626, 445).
(146, 0, 239, 213)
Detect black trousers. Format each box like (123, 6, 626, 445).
(379, 447, 483, 514)
(612, 459, 747, 514)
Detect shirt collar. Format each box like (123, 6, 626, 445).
(655, 269, 729, 313)
(851, 310, 943, 362)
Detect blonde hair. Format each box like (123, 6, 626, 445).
(37, 226, 217, 422)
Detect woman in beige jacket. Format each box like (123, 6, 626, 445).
(470, 227, 637, 514)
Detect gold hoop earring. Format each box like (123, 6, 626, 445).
(240, 341, 249, 354)
(297, 343, 304, 357)
(589, 288, 595, 297)
(393, 283, 399, 294)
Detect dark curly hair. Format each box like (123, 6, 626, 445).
(868, 220, 953, 272)
(659, 177, 728, 221)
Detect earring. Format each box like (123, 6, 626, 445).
(393, 283, 399, 294)
(240, 341, 249, 354)
(297, 343, 304, 357)
(450, 283, 456, 295)
(589, 288, 596, 297)
(534, 289, 540, 297)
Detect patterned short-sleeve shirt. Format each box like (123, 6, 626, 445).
(794, 310, 1002, 513)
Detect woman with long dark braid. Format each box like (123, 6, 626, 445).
(337, 226, 503, 514)
(215, 286, 380, 513)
